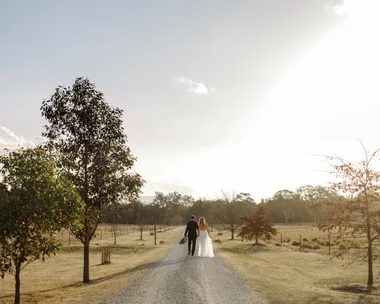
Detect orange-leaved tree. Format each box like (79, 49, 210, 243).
(238, 204, 277, 244)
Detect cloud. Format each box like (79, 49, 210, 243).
(172, 76, 214, 95)
(326, 0, 350, 16)
(0, 126, 45, 153)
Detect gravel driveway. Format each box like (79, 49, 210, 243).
(103, 232, 263, 304)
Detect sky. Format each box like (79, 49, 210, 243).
(1, 0, 380, 201)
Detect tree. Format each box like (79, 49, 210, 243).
(297, 185, 340, 224)
(0, 147, 82, 304)
(152, 192, 168, 230)
(235, 192, 256, 204)
(132, 201, 149, 240)
(318, 143, 380, 288)
(238, 204, 277, 245)
(41, 77, 144, 283)
(266, 189, 311, 223)
(220, 191, 255, 239)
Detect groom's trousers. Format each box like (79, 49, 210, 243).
(188, 236, 196, 255)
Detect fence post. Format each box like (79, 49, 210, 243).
(280, 233, 282, 246)
(154, 220, 157, 246)
(69, 233, 71, 245)
(328, 234, 331, 255)
(299, 235, 301, 245)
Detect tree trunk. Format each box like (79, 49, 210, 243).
(83, 237, 90, 283)
(140, 229, 143, 240)
(231, 227, 235, 240)
(14, 262, 21, 304)
(365, 198, 373, 287)
(283, 211, 288, 224)
(366, 217, 373, 286)
(255, 236, 259, 245)
(367, 240, 373, 287)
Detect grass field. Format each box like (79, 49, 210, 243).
(0, 225, 182, 304)
(212, 224, 380, 304)
(3, 223, 379, 303)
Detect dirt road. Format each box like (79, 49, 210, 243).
(103, 233, 263, 304)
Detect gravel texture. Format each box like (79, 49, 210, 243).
(103, 233, 263, 304)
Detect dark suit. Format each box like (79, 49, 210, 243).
(184, 220, 199, 255)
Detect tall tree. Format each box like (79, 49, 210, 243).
(0, 147, 82, 304)
(41, 77, 144, 283)
(132, 201, 149, 240)
(152, 192, 168, 229)
(238, 204, 277, 244)
(297, 185, 340, 224)
(235, 192, 256, 204)
(318, 143, 380, 287)
(220, 191, 255, 239)
(266, 189, 311, 223)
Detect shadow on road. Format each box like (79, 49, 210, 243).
(89, 256, 187, 284)
(0, 257, 187, 300)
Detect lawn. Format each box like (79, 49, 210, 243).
(0, 225, 182, 304)
(212, 224, 380, 304)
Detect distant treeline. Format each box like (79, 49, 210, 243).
(102, 185, 340, 236)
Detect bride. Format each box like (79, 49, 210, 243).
(197, 217, 214, 258)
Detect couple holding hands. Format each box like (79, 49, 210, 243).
(184, 215, 214, 258)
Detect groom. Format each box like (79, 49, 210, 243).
(184, 215, 199, 256)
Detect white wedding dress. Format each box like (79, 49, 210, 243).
(198, 230, 214, 257)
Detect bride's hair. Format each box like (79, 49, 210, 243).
(199, 217, 205, 225)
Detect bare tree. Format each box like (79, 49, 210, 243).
(220, 190, 255, 239)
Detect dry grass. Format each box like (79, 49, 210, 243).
(212, 225, 380, 304)
(0, 225, 181, 304)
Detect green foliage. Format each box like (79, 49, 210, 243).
(0, 147, 83, 302)
(41, 77, 144, 282)
(219, 191, 256, 240)
(266, 189, 311, 224)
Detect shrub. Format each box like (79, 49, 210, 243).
(339, 244, 347, 250)
(303, 238, 308, 242)
(300, 242, 321, 250)
(349, 240, 361, 249)
(217, 232, 223, 235)
(284, 237, 291, 242)
(292, 241, 301, 246)
(317, 240, 329, 246)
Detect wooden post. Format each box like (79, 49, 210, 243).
(69, 233, 71, 245)
(328, 234, 331, 255)
(280, 233, 282, 245)
(299, 235, 301, 245)
(154, 220, 157, 246)
(101, 230, 102, 240)
(114, 228, 116, 245)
